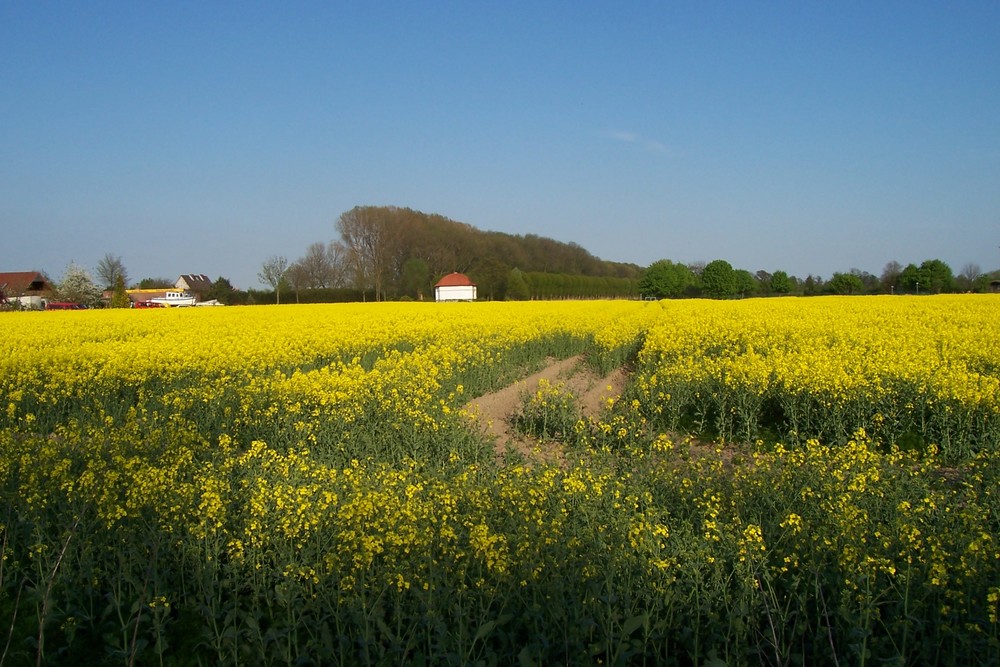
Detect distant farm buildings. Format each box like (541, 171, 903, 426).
(434, 272, 477, 302)
(175, 274, 213, 296)
(125, 274, 216, 306)
(0, 271, 55, 308)
(110, 274, 216, 307)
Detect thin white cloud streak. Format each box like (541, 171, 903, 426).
(606, 130, 670, 155)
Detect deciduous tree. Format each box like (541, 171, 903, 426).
(769, 270, 792, 294)
(401, 258, 430, 299)
(638, 259, 695, 299)
(258, 255, 289, 304)
(295, 241, 348, 288)
(109, 274, 130, 308)
(829, 272, 864, 295)
(734, 269, 757, 298)
(336, 206, 403, 301)
(701, 259, 737, 298)
(506, 268, 530, 301)
(881, 261, 903, 293)
(95, 253, 128, 290)
(918, 259, 954, 293)
(57, 262, 101, 306)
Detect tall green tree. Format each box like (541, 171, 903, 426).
(899, 260, 953, 294)
(899, 263, 921, 293)
(918, 259, 954, 293)
(469, 257, 509, 301)
(701, 259, 737, 298)
(734, 269, 756, 297)
(506, 268, 530, 301)
(828, 272, 865, 295)
(401, 258, 430, 299)
(802, 275, 822, 296)
(769, 270, 792, 294)
(109, 274, 130, 308)
(205, 277, 238, 304)
(638, 260, 695, 299)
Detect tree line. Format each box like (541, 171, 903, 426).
(10, 207, 995, 309)
(263, 206, 996, 303)
(639, 257, 996, 300)
(262, 206, 643, 303)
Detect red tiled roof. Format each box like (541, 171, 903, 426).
(0, 271, 53, 295)
(434, 272, 476, 287)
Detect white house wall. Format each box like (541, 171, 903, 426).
(435, 286, 476, 301)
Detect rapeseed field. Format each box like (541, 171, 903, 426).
(1, 297, 997, 665)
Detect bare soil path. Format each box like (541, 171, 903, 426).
(462, 355, 629, 463)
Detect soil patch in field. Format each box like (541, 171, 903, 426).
(462, 355, 629, 463)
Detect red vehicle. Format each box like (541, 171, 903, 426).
(132, 300, 164, 308)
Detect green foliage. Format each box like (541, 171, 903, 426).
(829, 271, 865, 294)
(204, 276, 238, 304)
(109, 274, 131, 308)
(734, 269, 757, 297)
(769, 270, 792, 294)
(514, 379, 582, 440)
(802, 275, 822, 296)
(506, 268, 530, 300)
(526, 271, 639, 299)
(468, 257, 509, 301)
(701, 259, 738, 298)
(639, 259, 695, 299)
(400, 257, 430, 299)
(243, 287, 376, 304)
(918, 258, 955, 293)
(2, 303, 999, 665)
(136, 277, 174, 289)
(901, 259, 955, 294)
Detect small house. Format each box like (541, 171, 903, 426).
(0, 271, 55, 308)
(434, 272, 477, 302)
(175, 274, 213, 299)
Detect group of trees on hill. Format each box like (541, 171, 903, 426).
(272, 206, 642, 302)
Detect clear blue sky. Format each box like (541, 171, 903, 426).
(3, 1, 998, 289)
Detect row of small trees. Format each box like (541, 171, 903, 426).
(639, 257, 997, 300)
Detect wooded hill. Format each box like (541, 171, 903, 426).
(330, 206, 641, 301)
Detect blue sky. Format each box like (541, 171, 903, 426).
(3, 1, 998, 290)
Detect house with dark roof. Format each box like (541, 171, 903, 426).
(0, 271, 55, 308)
(175, 274, 214, 298)
(434, 272, 477, 302)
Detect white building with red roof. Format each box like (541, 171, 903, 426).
(434, 272, 477, 302)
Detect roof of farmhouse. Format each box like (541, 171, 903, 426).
(0, 271, 53, 295)
(176, 274, 213, 290)
(434, 272, 476, 287)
